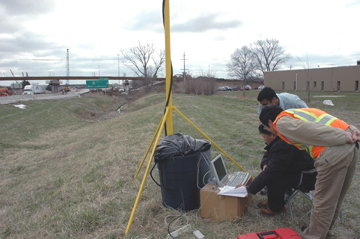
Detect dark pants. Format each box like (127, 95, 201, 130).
(267, 173, 316, 212)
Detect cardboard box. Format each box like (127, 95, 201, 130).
(200, 178, 252, 221)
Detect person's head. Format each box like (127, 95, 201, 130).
(259, 105, 284, 135)
(258, 124, 276, 145)
(257, 87, 280, 108)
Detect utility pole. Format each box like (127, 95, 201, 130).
(118, 54, 120, 85)
(181, 52, 188, 93)
(66, 49, 70, 85)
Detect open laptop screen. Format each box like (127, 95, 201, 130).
(211, 154, 228, 186)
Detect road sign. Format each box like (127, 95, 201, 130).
(86, 78, 109, 89)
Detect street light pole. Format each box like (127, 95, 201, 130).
(118, 54, 120, 85)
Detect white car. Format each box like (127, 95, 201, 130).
(258, 85, 265, 90)
(244, 85, 251, 90)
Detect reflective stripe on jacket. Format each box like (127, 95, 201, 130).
(273, 108, 350, 158)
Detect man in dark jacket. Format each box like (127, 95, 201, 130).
(246, 124, 317, 216)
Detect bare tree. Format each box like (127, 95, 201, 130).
(227, 46, 256, 96)
(122, 42, 165, 91)
(251, 38, 291, 75)
(196, 69, 216, 79)
(227, 46, 256, 82)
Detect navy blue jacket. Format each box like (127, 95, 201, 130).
(247, 136, 315, 195)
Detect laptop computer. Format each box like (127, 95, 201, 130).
(210, 154, 249, 187)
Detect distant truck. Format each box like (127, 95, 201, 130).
(23, 85, 46, 95)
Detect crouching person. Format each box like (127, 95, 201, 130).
(244, 124, 317, 217)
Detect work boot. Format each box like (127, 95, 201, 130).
(257, 201, 268, 209)
(260, 207, 286, 217)
(301, 225, 308, 232)
(260, 187, 268, 195)
(327, 230, 336, 238)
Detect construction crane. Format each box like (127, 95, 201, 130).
(10, 69, 15, 77)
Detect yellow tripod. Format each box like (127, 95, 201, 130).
(124, 0, 246, 236)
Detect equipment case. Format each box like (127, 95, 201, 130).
(237, 228, 301, 239)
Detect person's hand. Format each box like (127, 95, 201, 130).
(349, 131, 360, 143)
(263, 165, 267, 171)
(352, 131, 360, 141)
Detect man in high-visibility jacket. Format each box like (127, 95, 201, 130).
(259, 105, 360, 239)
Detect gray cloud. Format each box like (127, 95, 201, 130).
(0, 31, 59, 55)
(0, 15, 22, 34)
(172, 13, 242, 33)
(0, 0, 55, 35)
(0, 0, 55, 16)
(125, 11, 242, 34)
(124, 9, 163, 33)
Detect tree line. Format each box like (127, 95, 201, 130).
(226, 38, 290, 84)
(121, 39, 290, 93)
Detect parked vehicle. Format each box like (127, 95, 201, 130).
(244, 85, 251, 90)
(224, 86, 232, 91)
(257, 85, 265, 90)
(23, 85, 33, 95)
(217, 86, 226, 91)
(23, 85, 46, 95)
(232, 86, 242, 91)
(33, 85, 46, 94)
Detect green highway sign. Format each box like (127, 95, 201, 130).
(86, 78, 109, 89)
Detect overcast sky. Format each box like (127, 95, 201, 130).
(1, 0, 359, 86)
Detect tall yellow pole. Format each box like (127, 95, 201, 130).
(164, 0, 173, 135)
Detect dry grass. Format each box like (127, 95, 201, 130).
(0, 91, 359, 238)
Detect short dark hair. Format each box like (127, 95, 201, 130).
(258, 124, 272, 136)
(257, 87, 278, 102)
(259, 105, 284, 127)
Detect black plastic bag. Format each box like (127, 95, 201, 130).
(154, 133, 211, 162)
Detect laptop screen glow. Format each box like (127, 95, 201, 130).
(211, 154, 228, 186)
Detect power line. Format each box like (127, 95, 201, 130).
(31, 59, 63, 61)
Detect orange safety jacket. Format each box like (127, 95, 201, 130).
(273, 108, 349, 158)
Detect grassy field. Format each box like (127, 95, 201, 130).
(0, 90, 359, 238)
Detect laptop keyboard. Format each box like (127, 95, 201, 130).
(225, 172, 249, 187)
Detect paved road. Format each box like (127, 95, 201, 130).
(0, 89, 90, 104)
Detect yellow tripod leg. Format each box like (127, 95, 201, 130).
(134, 118, 163, 179)
(124, 107, 170, 237)
(173, 106, 247, 173)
